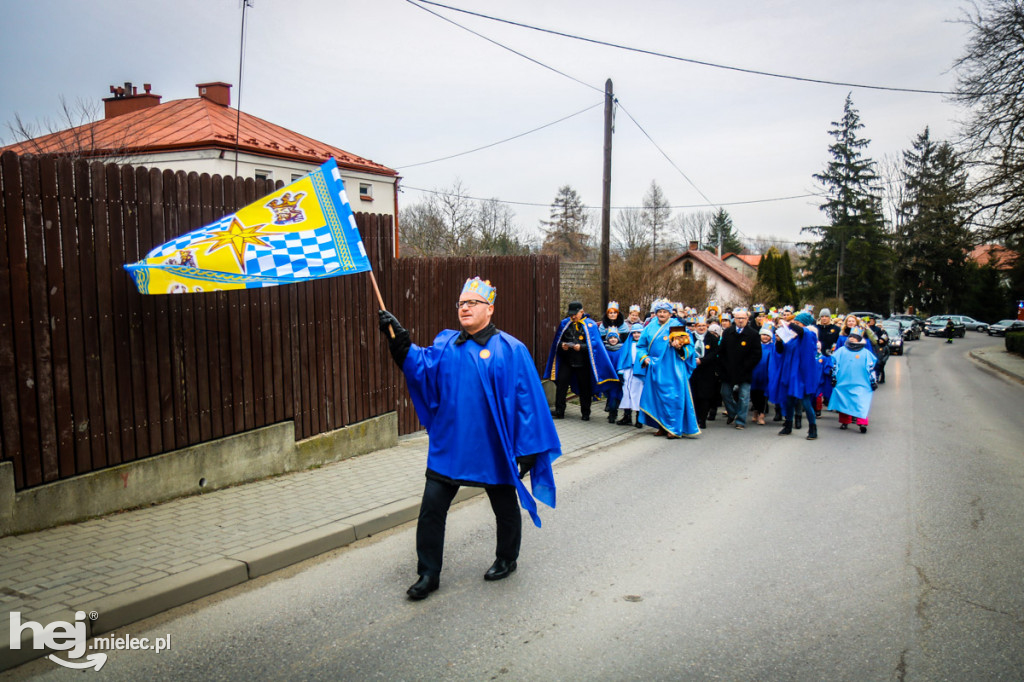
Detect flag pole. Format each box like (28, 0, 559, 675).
(368, 269, 395, 338)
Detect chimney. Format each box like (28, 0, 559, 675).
(196, 82, 231, 107)
(103, 82, 161, 119)
(688, 240, 699, 251)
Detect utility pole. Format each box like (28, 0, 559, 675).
(600, 79, 613, 308)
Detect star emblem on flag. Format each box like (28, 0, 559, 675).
(194, 217, 279, 272)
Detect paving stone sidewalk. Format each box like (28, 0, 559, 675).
(969, 343, 1024, 385)
(1, 403, 636, 670)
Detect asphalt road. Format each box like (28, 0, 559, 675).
(14, 332, 1024, 681)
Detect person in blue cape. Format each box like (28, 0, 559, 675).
(828, 326, 877, 433)
(377, 277, 561, 601)
(632, 298, 682, 380)
(773, 311, 821, 440)
(638, 326, 701, 438)
(750, 324, 774, 425)
(601, 329, 625, 423)
(543, 301, 619, 420)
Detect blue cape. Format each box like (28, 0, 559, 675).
(638, 340, 701, 437)
(617, 330, 642, 374)
(543, 317, 620, 397)
(751, 340, 773, 391)
(828, 344, 876, 418)
(403, 329, 562, 527)
(632, 318, 683, 377)
(773, 328, 820, 401)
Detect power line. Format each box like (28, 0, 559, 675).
(401, 183, 823, 210)
(393, 101, 603, 169)
(402, 0, 604, 94)
(411, 0, 954, 96)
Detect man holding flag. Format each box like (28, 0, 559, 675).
(377, 277, 561, 601)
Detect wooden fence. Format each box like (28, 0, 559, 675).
(0, 153, 559, 491)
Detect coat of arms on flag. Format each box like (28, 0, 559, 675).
(125, 158, 372, 294)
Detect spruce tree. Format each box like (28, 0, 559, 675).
(803, 94, 892, 311)
(540, 185, 591, 260)
(704, 208, 744, 255)
(894, 127, 972, 313)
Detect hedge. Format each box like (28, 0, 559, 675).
(1006, 331, 1024, 356)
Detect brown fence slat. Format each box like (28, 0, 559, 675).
(40, 156, 75, 478)
(20, 156, 53, 485)
(106, 162, 137, 464)
(0, 152, 29, 488)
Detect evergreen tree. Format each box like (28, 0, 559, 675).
(755, 246, 797, 306)
(756, 246, 779, 297)
(540, 185, 591, 260)
(704, 208, 744, 255)
(893, 127, 972, 313)
(802, 94, 892, 311)
(779, 251, 798, 303)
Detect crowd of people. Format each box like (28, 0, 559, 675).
(545, 299, 890, 440)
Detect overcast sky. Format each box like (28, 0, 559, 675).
(0, 0, 972, 249)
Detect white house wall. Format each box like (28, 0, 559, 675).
(114, 149, 397, 218)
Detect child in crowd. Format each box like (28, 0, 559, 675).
(615, 323, 645, 427)
(602, 330, 624, 423)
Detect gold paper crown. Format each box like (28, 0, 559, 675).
(462, 277, 496, 304)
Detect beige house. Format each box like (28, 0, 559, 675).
(722, 252, 761, 280)
(664, 242, 756, 305)
(2, 81, 399, 221)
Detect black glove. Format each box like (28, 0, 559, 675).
(516, 454, 537, 480)
(378, 310, 404, 335)
(378, 310, 411, 367)
(830, 374, 837, 388)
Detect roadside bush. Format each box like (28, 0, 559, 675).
(1006, 331, 1024, 356)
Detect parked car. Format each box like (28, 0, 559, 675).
(888, 314, 925, 336)
(987, 319, 1024, 336)
(956, 316, 990, 332)
(849, 311, 886, 324)
(881, 321, 906, 355)
(924, 316, 966, 338)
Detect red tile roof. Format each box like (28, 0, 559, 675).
(1, 97, 396, 177)
(968, 244, 1018, 270)
(664, 248, 756, 294)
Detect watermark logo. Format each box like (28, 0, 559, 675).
(9, 611, 171, 671)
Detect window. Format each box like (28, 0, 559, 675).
(683, 261, 694, 276)
(359, 183, 373, 201)
(255, 169, 273, 181)
(291, 173, 303, 182)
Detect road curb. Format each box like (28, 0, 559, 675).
(0, 429, 648, 674)
(967, 348, 1024, 385)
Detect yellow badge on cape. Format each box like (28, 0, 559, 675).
(855, 354, 860, 359)
(741, 341, 747, 346)
(480, 349, 491, 359)
(663, 335, 669, 341)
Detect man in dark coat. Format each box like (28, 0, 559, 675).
(543, 301, 618, 421)
(817, 308, 841, 355)
(717, 307, 763, 429)
(688, 315, 720, 430)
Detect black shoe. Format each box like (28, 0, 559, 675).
(726, 414, 735, 425)
(707, 415, 716, 422)
(806, 424, 817, 440)
(634, 420, 643, 429)
(815, 409, 821, 418)
(840, 423, 848, 430)
(607, 413, 617, 423)
(581, 414, 590, 421)
(484, 558, 517, 581)
(778, 421, 792, 435)
(859, 425, 867, 434)
(773, 411, 782, 422)
(553, 412, 564, 419)
(794, 414, 802, 430)
(698, 421, 707, 430)
(616, 411, 633, 426)
(407, 575, 439, 600)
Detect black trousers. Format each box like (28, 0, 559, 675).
(416, 477, 521, 578)
(554, 364, 592, 417)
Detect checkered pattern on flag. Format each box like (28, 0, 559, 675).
(124, 158, 372, 294)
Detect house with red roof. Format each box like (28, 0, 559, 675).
(1, 81, 399, 220)
(967, 243, 1018, 271)
(722, 252, 761, 280)
(664, 242, 756, 305)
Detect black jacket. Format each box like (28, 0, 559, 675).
(717, 324, 763, 385)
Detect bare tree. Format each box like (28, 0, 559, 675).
(640, 180, 672, 263)
(611, 208, 649, 258)
(4, 95, 140, 163)
(477, 198, 532, 255)
(674, 209, 716, 249)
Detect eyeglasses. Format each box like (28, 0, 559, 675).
(456, 300, 486, 310)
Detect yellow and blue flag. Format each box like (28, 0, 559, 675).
(125, 158, 372, 294)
